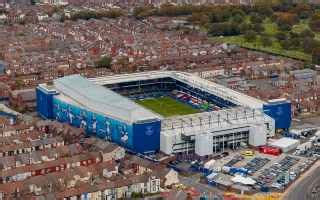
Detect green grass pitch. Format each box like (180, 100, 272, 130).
(136, 96, 199, 117)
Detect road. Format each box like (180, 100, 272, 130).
(179, 175, 223, 200)
(283, 161, 320, 200)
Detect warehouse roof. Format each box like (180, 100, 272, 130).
(54, 75, 160, 124)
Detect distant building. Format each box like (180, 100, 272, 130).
(0, 61, 6, 75)
(9, 89, 36, 112)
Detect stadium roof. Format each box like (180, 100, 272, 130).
(161, 107, 274, 137)
(54, 75, 161, 124)
(90, 71, 266, 109)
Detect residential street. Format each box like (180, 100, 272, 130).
(179, 175, 223, 200)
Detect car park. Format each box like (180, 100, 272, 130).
(255, 156, 301, 189)
(225, 155, 244, 167)
(243, 157, 270, 174)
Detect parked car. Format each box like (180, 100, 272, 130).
(241, 150, 254, 157)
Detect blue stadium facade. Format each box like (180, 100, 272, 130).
(36, 72, 292, 154)
(36, 75, 161, 154)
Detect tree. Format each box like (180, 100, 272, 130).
(208, 22, 240, 36)
(232, 13, 245, 24)
(253, 23, 265, 33)
(252, 4, 274, 17)
(280, 39, 291, 50)
(299, 29, 315, 39)
(116, 57, 130, 72)
(250, 12, 265, 24)
(133, 5, 155, 19)
(310, 12, 320, 32)
(131, 192, 144, 198)
(70, 9, 123, 21)
(302, 37, 317, 54)
(275, 31, 287, 41)
(293, 3, 313, 19)
(71, 10, 99, 20)
(15, 79, 24, 89)
(289, 37, 301, 49)
(95, 56, 112, 68)
(239, 22, 251, 34)
(312, 47, 320, 65)
(261, 36, 272, 47)
(102, 9, 123, 18)
(289, 31, 299, 39)
(278, 23, 292, 31)
(188, 12, 209, 26)
(244, 30, 257, 42)
(274, 12, 299, 27)
(157, 3, 194, 16)
(272, 0, 294, 12)
(304, 63, 315, 69)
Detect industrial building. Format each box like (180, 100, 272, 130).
(36, 71, 292, 155)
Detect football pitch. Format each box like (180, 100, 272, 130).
(136, 96, 199, 117)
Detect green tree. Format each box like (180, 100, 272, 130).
(310, 12, 320, 32)
(289, 37, 301, 49)
(15, 79, 24, 89)
(239, 22, 251, 34)
(274, 12, 298, 29)
(131, 192, 144, 198)
(232, 13, 245, 24)
(275, 31, 287, 41)
(208, 22, 240, 36)
(259, 6, 274, 17)
(101, 9, 123, 18)
(71, 10, 98, 20)
(95, 56, 112, 68)
(133, 6, 155, 19)
(280, 39, 291, 50)
(293, 3, 313, 19)
(261, 36, 272, 47)
(244, 30, 257, 42)
(250, 12, 265, 24)
(299, 29, 315, 39)
(278, 23, 292, 31)
(188, 12, 209, 26)
(312, 47, 320, 65)
(302, 37, 317, 54)
(253, 23, 265, 33)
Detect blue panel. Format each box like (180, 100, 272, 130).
(263, 101, 292, 129)
(52, 97, 134, 149)
(132, 120, 161, 153)
(36, 87, 56, 119)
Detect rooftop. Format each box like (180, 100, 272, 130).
(90, 71, 266, 109)
(53, 75, 161, 124)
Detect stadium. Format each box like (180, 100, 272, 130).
(36, 71, 292, 156)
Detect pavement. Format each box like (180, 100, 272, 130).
(282, 160, 320, 200)
(179, 175, 223, 200)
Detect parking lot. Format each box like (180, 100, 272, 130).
(171, 147, 318, 194)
